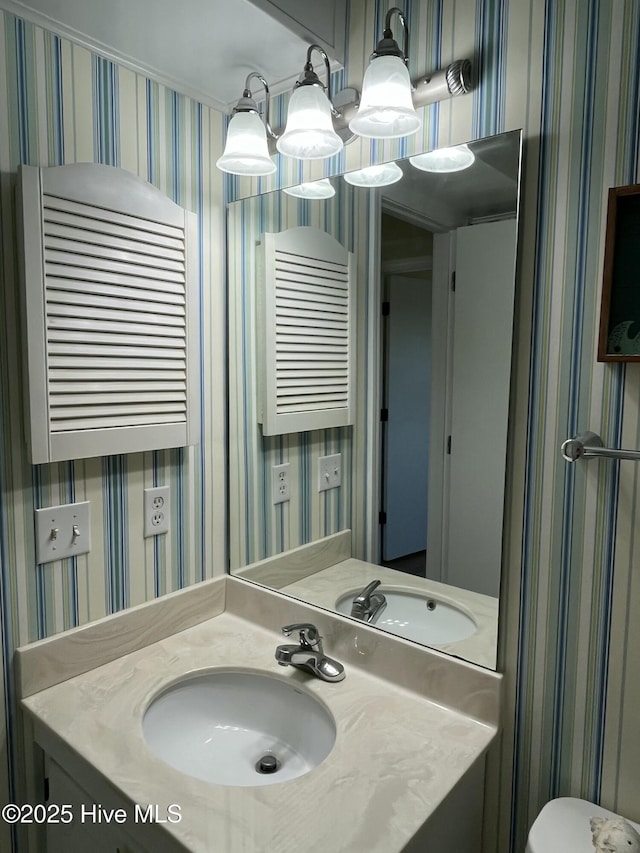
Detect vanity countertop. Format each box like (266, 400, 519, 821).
(19, 577, 500, 853)
(281, 558, 499, 669)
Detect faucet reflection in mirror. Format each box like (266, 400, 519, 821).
(216, 5, 472, 177)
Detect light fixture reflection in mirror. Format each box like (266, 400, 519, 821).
(343, 161, 403, 187)
(409, 143, 475, 173)
(227, 130, 523, 671)
(282, 179, 336, 199)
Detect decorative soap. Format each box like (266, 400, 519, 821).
(590, 815, 640, 852)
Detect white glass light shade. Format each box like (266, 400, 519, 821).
(216, 111, 276, 176)
(283, 179, 335, 199)
(276, 86, 343, 160)
(349, 55, 421, 139)
(343, 161, 403, 188)
(409, 144, 475, 173)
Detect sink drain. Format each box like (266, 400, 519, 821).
(255, 754, 281, 775)
(426, 599, 437, 611)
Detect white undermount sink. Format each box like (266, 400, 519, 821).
(142, 669, 336, 786)
(336, 587, 477, 645)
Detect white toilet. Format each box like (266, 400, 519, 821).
(527, 797, 640, 851)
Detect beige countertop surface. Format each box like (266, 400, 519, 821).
(19, 577, 500, 853)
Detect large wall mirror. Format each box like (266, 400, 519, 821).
(227, 129, 523, 670)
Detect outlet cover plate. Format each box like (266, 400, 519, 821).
(35, 501, 91, 564)
(144, 486, 170, 537)
(318, 453, 342, 492)
(272, 462, 290, 504)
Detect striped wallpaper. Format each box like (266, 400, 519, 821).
(0, 1, 639, 853)
(230, 1, 640, 852)
(0, 9, 226, 851)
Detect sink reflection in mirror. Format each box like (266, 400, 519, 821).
(142, 670, 336, 786)
(227, 130, 523, 672)
(335, 587, 477, 646)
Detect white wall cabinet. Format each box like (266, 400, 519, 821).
(17, 163, 200, 464)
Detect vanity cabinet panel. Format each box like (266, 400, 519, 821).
(46, 759, 144, 853)
(403, 755, 485, 852)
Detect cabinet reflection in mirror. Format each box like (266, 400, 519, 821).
(228, 129, 523, 670)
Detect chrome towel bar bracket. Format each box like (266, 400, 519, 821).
(561, 431, 640, 462)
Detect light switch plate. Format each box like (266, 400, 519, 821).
(318, 453, 342, 492)
(35, 501, 91, 564)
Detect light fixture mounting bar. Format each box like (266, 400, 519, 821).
(412, 59, 472, 109)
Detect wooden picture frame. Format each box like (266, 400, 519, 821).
(598, 183, 640, 362)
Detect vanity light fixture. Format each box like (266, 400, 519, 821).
(216, 73, 277, 176)
(343, 161, 403, 187)
(276, 45, 346, 160)
(218, 8, 472, 176)
(282, 179, 336, 199)
(349, 7, 420, 139)
(409, 144, 476, 173)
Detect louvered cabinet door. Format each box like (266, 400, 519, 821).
(17, 164, 200, 463)
(258, 226, 355, 435)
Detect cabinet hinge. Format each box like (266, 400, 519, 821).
(447, 435, 452, 454)
(451, 272, 456, 292)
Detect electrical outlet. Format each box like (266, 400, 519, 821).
(318, 453, 342, 492)
(35, 501, 91, 564)
(272, 463, 291, 504)
(144, 486, 170, 537)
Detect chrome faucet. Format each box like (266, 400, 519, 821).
(350, 580, 387, 623)
(275, 623, 345, 682)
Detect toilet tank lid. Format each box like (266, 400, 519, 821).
(528, 797, 640, 853)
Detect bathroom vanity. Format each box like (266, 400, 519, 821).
(17, 577, 501, 852)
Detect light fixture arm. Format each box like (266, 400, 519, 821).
(380, 7, 410, 64)
(234, 71, 277, 140)
(297, 44, 341, 118)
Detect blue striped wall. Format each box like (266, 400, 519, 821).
(229, 1, 640, 851)
(0, 10, 226, 850)
(1, 2, 640, 853)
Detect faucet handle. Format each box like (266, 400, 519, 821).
(354, 579, 381, 604)
(281, 623, 322, 649)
